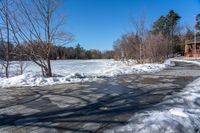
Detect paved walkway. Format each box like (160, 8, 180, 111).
(0, 62, 200, 133)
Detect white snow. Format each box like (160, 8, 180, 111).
(106, 59, 200, 133)
(1, 58, 200, 132)
(0, 59, 174, 88)
(171, 58, 200, 66)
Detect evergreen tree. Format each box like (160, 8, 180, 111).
(166, 10, 181, 38)
(75, 44, 82, 59)
(196, 14, 200, 40)
(152, 10, 181, 56)
(152, 10, 181, 38)
(196, 14, 200, 31)
(152, 15, 167, 35)
(166, 10, 181, 55)
(85, 50, 92, 59)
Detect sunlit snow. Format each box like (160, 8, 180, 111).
(106, 60, 200, 133)
(0, 59, 174, 87)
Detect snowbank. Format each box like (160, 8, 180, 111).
(0, 60, 174, 88)
(106, 60, 200, 133)
(171, 59, 200, 66)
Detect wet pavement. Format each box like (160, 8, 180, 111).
(0, 62, 200, 133)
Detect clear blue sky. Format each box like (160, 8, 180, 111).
(60, 0, 200, 51)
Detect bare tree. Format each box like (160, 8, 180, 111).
(10, 0, 72, 77)
(18, 60, 29, 75)
(144, 33, 169, 62)
(113, 32, 142, 64)
(113, 31, 169, 63)
(131, 13, 147, 63)
(0, 0, 12, 78)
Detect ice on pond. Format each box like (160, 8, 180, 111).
(0, 59, 174, 87)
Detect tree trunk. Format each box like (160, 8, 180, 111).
(46, 57, 52, 77)
(5, 62, 8, 78)
(5, 0, 9, 78)
(46, 1, 52, 78)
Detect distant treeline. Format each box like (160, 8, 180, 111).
(0, 43, 114, 60)
(50, 44, 114, 60)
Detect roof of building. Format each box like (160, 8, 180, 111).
(185, 40, 200, 45)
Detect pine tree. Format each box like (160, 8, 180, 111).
(152, 10, 181, 56)
(75, 44, 81, 59)
(196, 14, 200, 31)
(196, 14, 200, 40)
(152, 15, 167, 35)
(166, 10, 181, 38)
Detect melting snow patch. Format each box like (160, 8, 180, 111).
(169, 108, 188, 117)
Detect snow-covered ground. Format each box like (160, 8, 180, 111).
(1, 59, 200, 132)
(106, 59, 200, 133)
(0, 59, 174, 88)
(171, 58, 200, 66)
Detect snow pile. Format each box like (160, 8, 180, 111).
(0, 72, 97, 87)
(106, 61, 200, 133)
(171, 59, 200, 66)
(0, 59, 174, 87)
(99, 59, 174, 77)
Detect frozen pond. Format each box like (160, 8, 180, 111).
(0, 59, 173, 87)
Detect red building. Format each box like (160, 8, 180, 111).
(184, 40, 200, 57)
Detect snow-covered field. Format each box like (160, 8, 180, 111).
(107, 59, 200, 133)
(0, 59, 174, 88)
